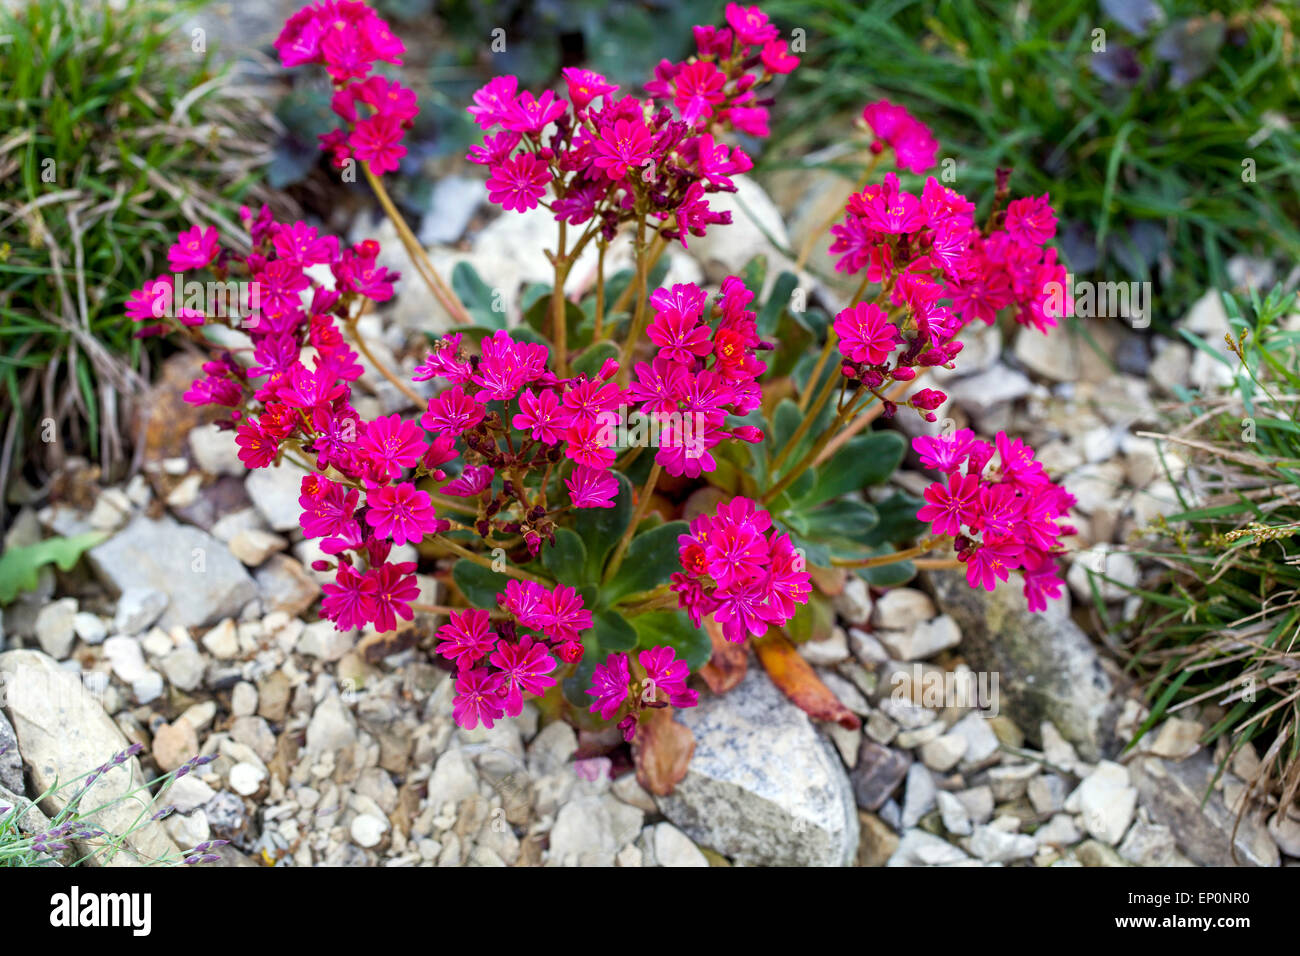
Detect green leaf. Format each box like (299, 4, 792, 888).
(855, 557, 917, 588)
(758, 272, 801, 338)
(604, 520, 689, 603)
(861, 491, 928, 547)
(523, 291, 590, 349)
(571, 341, 619, 379)
(563, 655, 597, 709)
(542, 528, 588, 587)
(809, 431, 907, 505)
(772, 398, 803, 453)
(786, 590, 835, 644)
(592, 608, 638, 653)
(575, 471, 633, 579)
(452, 261, 506, 329)
(801, 498, 880, 542)
(452, 560, 510, 610)
(630, 610, 712, 670)
(0, 532, 107, 604)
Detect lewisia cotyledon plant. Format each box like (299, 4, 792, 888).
(134, 0, 1073, 786)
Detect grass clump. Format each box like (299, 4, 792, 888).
(0, 0, 274, 498)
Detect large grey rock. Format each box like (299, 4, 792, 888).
(928, 570, 1117, 760)
(0, 649, 180, 865)
(87, 514, 257, 630)
(1128, 752, 1279, 867)
(656, 669, 859, 866)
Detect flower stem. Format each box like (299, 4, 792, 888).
(831, 537, 947, 567)
(434, 535, 547, 584)
(617, 217, 652, 385)
(363, 163, 473, 326)
(812, 373, 919, 467)
(609, 231, 666, 321)
(762, 382, 868, 505)
(602, 462, 662, 585)
(551, 221, 571, 378)
(346, 316, 423, 406)
(769, 348, 842, 475)
(592, 239, 608, 342)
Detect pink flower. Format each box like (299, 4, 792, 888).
(566, 465, 619, 508)
(540, 584, 592, 644)
(442, 464, 494, 497)
(500, 579, 549, 629)
(422, 385, 485, 435)
(489, 636, 557, 715)
(1003, 194, 1057, 247)
(358, 414, 426, 479)
(591, 117, 654, 181)
(918, 473, 981, 536)
(473, 331, 548, 401)
(486, 153, 550, 212)
(350, 113, 407, 175)
(321, 563, 375, 631)
(725, 3, 779, 45)
(437, 608, 498, 671)
(914, 429, 978, 472)
(564, 416, 617, 469)
(647, 307, 713, 365)
(965, 538, 1022, 592)
(674, 61, 727, 125)
(299, 476, 359, 538)
(468, 75, 518, 129)
(365, 483, 439, 546)
(234, 420, 277, 469)
(861, 100, 938, 174)
(503, 90, 567, 133)
(587, 653, 630, 720)
(513, 387, 571, 443)
(834, 301, 899, 365)
(638, 646, 698, 708)
(168, 225, 219, 272)
(761, 39, 799, 74)
(453, 668, 506, 730)
(562, 68, 617, 111)
(713, 580, 777, 643)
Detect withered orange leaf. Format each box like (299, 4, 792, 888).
(633, 706, 696, 796)
(753, 631, 861, 730)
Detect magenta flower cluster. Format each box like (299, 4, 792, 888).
(130, 0, 1078, 751)
(913, 429, 1076, 610)
(671, 497, 811, 643)
(274, 0, 413, 173)
(466, 3, 798, 245)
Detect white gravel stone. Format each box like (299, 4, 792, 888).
(920, 732, 968, 772)
(877, 614, 962, 661)
(35, 598, 78, 659)
(871, 588, 936, 631)
(1068, 761, 1137, 846)
(228, 762, 266, 796)
(350, 813, 389, 849)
